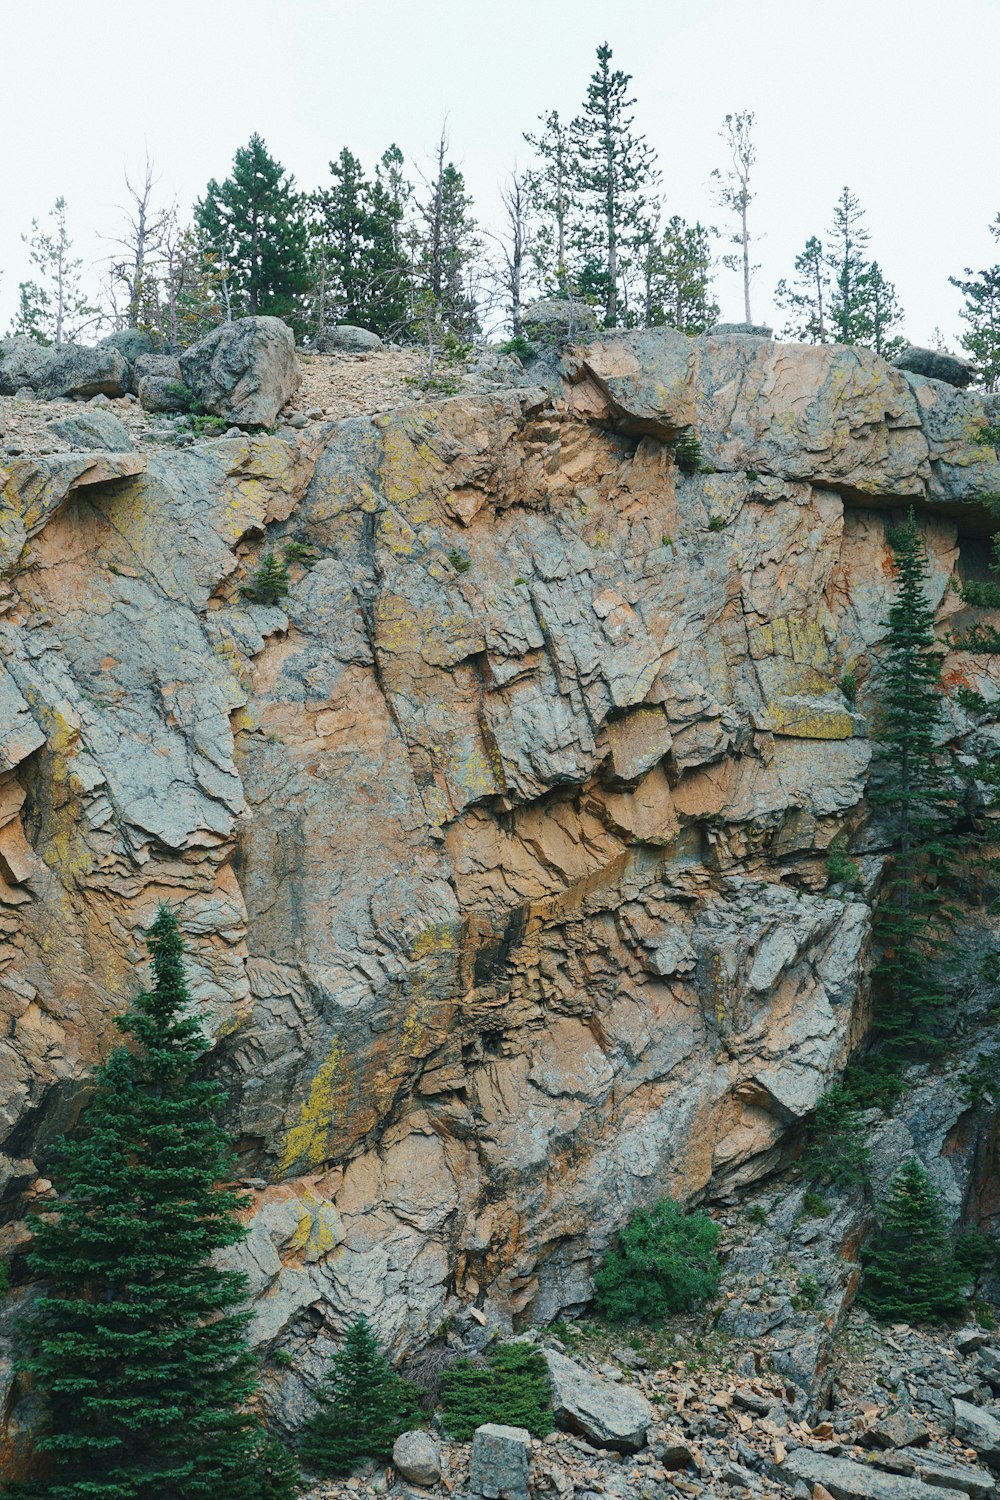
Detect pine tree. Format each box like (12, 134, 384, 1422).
(524, 109, 578, 298)
(951, 222, 1000, 390)
(195, 134, 310, 335)
(774, 235, 829, 343)
(570, 43, 660, 328)
(300, 1318, 421, 1476)
(243, 551, 290, 605)
(642, 215, 719, 335)
(310, 147, 411, 342)
(871, 510, 956, 1054)
(827, 187, 871, 345)
(10, 198, 100, 346)
(711, 111, 758, 325)
(413, 129, 481, 339)
(862, 259, 905, 359)
(19, 906, 263, 1499)
(861, 1159, 968, 1322)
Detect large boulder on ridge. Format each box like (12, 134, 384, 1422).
(521, 298, 598, 343)
(316, 324, 382, 353)
(42, 344, 130, 399)
(180, 316, 300, 427)
(893, 344, 976, 388)
(0, 336, 55, 394)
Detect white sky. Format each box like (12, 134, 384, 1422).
(2, 0, 997, 346)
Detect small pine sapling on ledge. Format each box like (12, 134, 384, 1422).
(300, 1317, 422, 1475)
(242, 550, 290, 605)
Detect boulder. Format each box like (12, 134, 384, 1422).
(893, 345, 976, 388)
(521, 298, 598, 343)
(315, 324, 382, 353)
(42, 344, 130, 399)
(99, 329, 159, 364)
(133, 353, 182, 384)
(392, 1429, 440, 1487)
(137, 375, 194, 413)
(544, 1350, 652, 1452)
(779, 1446, 951, 1499)
(470, 1423, 531, 1500)
(45, 409, 134, 452)
(953, 1399, 1000, 1468)
(861, 1409, 929, 1450)
(180, 316, 300, 427)
(0, 336, 55, 394)
(709, 321, 774, 338)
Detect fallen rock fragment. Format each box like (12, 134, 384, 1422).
(544, 1350, 652, 1453)
(470, 1423, 531, 1500)
(392, 1429, 441, 1487)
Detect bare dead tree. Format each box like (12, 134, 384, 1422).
(105, 155, 173, 329)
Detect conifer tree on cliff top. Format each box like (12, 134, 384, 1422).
(19, 905, 270, 1500)
(195, 132, 310, 335)
(871, 510, 956, 1055)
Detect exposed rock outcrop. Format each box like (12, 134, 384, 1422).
(1, 327, 999, 1449)
(180, 315, 300, 426)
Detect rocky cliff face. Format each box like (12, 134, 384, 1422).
(2, 329, 999, 1419)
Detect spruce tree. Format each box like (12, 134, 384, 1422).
(20, 906, 264, 1499)
(951, 234, 1000, 390)
(642, 216, 719, 335)
(413, 129, 481, 339)
(825, 188, 904, 353)
(570, 43, 660, 327)
(195, 134, 310, 334)
(861, 1159, 968, 1322)
(871, 510, 956, 1055)
(524, 109, 579, 298)
(310, 147, 411, 340)
(775, 235, 830, 343)
(300, 1318, 421, 1476)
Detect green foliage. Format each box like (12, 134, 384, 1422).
(959, 1046, 1000, 1104)
(439, 1342, 553, 1441)
(707, 514, 726, 532)
(825, 836, 861, 891)
(195, 133, 311, 336)
(272, 1348, 296, 1368)
(243, 551, 291, 605)
(672, 431, 703, 475)
(10, 196, 100, 346)
(300, 1317, 423, 1475)
(592, 1197, 721, 1323)
(953, 624, 1000, 654)
(642, 216, 719, 335)
(840, 671, 857, 705)
(791, 1273, 821, 1310)
(825, 188, 905, 356)
(0, 1258, 8, 1298)
(775, 235, 830, 343)
(192, 414, 228, 438)
(747, 1203, 768, 1227)
(500, 333, 536, 361)
(251, 1429, 301, 1500)
(19, 906, 260, 1498)
(844, 1053, 908, 1110)
(802, 1191, 832, 1219)
(745, 467, 760, 484)
(861, 1159, 969, 1323)
(570, 43, 660, 327)
(448, 547, 472, 574)
(801, 1083, 870, 1188)
(955, 1228, 1000, 1279)
(309, 145, 412, 341)
(165, 380, 203, 413)
(950, 237, 1000, 389)
(871, 511, 957, 1055)
(284, 540, 319, 566)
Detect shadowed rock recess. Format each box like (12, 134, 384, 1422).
(2, 328, 1000, 1418)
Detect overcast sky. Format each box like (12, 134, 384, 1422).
(2, 0, 997, 345)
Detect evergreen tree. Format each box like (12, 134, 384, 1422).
(711, 111, 758, 325)
(524, 109, 579, 298)
(827, 187, 871, 345)
(951, 224, 1000, 390)
(300, 1318, 421, 1476)
(11, 197, 100, 346)
(861, 1159, 968, 1322)
(775, 235, 829, 343)
(19, 906, 263, 1499)
(862, 259, 905, 359)
(871, 510, 956, 1054)
(570, 43, 660, 327)
(310, 148, 411, 341)
(642, 215, 719, 335)
(412, 128, 481, 339)
(195, 134, 310, 335)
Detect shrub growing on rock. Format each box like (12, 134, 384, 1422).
(801, 1083, 870, 1188)
(439, 1342, 553, 1440)
(593, 1197, 720, 1322)
(300, 1317, 422, 1475)
(861, 1159, 969, 1322)
(242, 551, 290, 606)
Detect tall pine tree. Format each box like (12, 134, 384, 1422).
(570, 43, 660, 328)
(19, 906, 266, 1499)
(951, 219, 1000, 389)
(861, 1159, 968, 1322)
(711, 111, 758, 325)
(774, 235, 829, 343)
(524, 109, 578, 298)
(310, 147, 411, 340)
(195, 134, 310, 335)
(871, 511, 956, 1055)
(11, 198, 100, 346)
(641, 215, 718, 335)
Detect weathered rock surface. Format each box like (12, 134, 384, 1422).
(469, 1423, 531, 1500)
(954, 1400, 1000, 1469)
(393, 1429, 441, 1486)
(41, 343, 130, 399)
(316, 325, 383, 353)
(893, 345, 976, 388)
(44, 408, 134, 452)
(521, 298, 598, 342)
(180, 316, 300, 425)
(0, 337, 55, 395)
(2, 327, 1000, 1454)
(545, 1350, 652, 1451)
(779, 1446, 954, 1499)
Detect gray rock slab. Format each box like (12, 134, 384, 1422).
(544, 1349, 651, 1452)
(470, 1423, 531, 1500)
